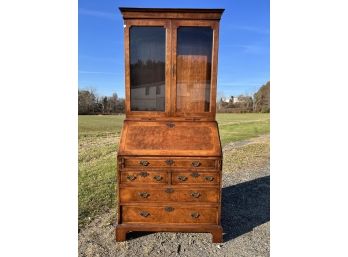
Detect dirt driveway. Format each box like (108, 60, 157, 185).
(79, 135, 270, 257)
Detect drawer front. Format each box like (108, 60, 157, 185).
(120, 187, 219, 203)
(122, 205, 218, 224)
(172, 172, 220, 185)
(120, 170, 168, 184)
(123, 157, 218, 169)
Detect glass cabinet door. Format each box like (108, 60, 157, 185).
(126, 21, 217, 118)
(175, 26, 213, 114)
(129, 26, 166, 112)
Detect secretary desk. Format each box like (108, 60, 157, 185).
(116, 7, 224, 243)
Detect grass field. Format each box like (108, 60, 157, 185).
(78, 113, 270, 229)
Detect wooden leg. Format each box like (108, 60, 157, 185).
(115, 227, 127, 242)
(211, 227, 223, 243)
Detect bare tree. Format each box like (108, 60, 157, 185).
(78, 89, 96, 114)
(254, 81, 270, 112)
(78, 88, 125, 114)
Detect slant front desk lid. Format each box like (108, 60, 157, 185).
(118, 121, 222, 157)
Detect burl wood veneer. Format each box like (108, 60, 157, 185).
(116, 7, 224, 243)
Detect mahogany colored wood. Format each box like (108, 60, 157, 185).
(119, 187, 219, 203)
(117, 8, 224, 243)
(119, 7, 224, 20)
(121, 10, 222, 121)
(120, 170, 168, 185)
(115, 224, 223, 242)
(172, 171, 220, 185)
(121, 156, 220, 168)
(119, 121, 222, 157)
(122, 205, 218, 224)
(171, 20, 219, 119)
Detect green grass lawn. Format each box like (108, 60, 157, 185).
(78, 113, 270, 228)
(217, 113, 270, 146)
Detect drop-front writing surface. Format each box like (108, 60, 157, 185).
(118, 121, 221, 157)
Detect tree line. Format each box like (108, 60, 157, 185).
(78, 89, 125, 115)
(217, 81, 270, 113)
(78, 81, 269, 115)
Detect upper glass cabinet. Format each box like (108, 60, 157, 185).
(130, 26, 166, 112)
(120, 8, 223, 120)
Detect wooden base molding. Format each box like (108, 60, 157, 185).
(115, 224, 223, 243)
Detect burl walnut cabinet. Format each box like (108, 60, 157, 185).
(116, 8, 224, 243)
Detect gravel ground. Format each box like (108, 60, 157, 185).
(79, 136, 270, 257)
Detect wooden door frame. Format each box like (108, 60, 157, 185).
(124, 19, 220, 121)
(171, 20, 220, 120)
(124, 19, 172, 119)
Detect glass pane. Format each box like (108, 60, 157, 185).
(176, 27, 213, 113)
(130, 26, 165, 111)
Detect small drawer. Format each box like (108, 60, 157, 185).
(122, 157, 219, 169)
(120, 170, 168, 184)
(120, 187, 219, 203)
(172, 172, 220, 185)
(123, 158, 167, 168)
(122, 205, 218, 224)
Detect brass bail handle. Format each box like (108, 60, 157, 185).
(192, 161, 201, 168)
(191, 212, 200, 219)
(140, 160, 149, 166)
(191, 192, 201, 198)
(139, 211, 150, 217)
(153, 175, 163, 181)
(138, 192, 150, 198)
(205, 176, 214, 182)
(127, 175, 136, 181)
(178, 175, 188, 181)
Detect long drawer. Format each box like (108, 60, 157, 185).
(122, 157, 220, 169)
(120, 187, 219, 203)
(122, 205, 218, 224)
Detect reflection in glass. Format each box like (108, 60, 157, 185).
(130, 26, 165, 111)
(176, 27, 213, 113)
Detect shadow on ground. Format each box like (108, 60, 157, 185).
(222, 176, 270, 242)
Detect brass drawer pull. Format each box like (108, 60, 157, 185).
(139, 160, 149, 166)
(165, 188, 174, 193)
(191, 172, 200, 178)
(205, 176, 214, 182)
(153, 175, 163, 181)
(191, 212, 200, 219)
(191, 192, 201, 198)
(138, 192, 150, 198)
(178, 175, 188, 181)
(164, 206, 174, 212)
(139, 171, 149, 177)
(139, 211, 150, 217)
(165, 159, 174, 166)
(192, 161, 201, 167)
(127, 175, 136, 181)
